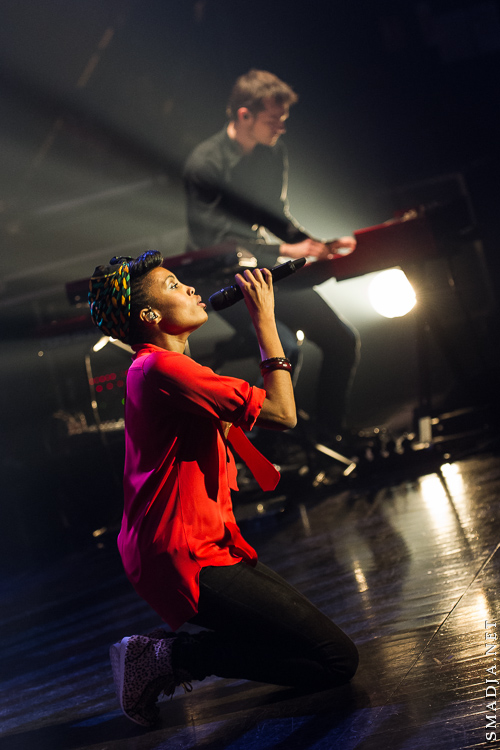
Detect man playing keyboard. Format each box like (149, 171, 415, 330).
(184, 69, 359, 443)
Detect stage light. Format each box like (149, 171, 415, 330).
(93, 335, 109, 352)
(368, 269, 416, 318)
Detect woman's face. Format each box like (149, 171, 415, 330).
(145, 266, 208, 335)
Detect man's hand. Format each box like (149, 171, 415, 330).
(279, 239, 326, 259)
(280, 236, 356, 261)
(326, 236, 356, 257)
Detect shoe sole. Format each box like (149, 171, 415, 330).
(109, 637, 152, 728)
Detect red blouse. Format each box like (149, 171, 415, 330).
(118, 343, 267, 630)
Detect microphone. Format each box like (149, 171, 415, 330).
(209, 257, 307, 311)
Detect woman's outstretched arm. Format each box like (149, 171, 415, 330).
(235, 268, 296, 431)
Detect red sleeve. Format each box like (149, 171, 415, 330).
(142, 350, 265, 431)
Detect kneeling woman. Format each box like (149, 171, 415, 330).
(88, 250, 358, 727)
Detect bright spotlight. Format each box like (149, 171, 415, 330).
(368, 269, 416, 318)
(93, 335, 109, 352)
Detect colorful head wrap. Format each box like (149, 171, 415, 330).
(88, 257, 132, 343)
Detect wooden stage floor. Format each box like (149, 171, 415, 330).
(1, 446, 500, 749)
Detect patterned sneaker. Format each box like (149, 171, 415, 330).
(109, 634, 177, 727)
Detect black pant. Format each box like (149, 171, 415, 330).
(217, 286, 360, 435)
(175, 561, 358, 689)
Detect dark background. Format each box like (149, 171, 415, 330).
(0, 0, 499, 560)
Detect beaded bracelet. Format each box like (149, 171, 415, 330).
(259, 357, 292, 375)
